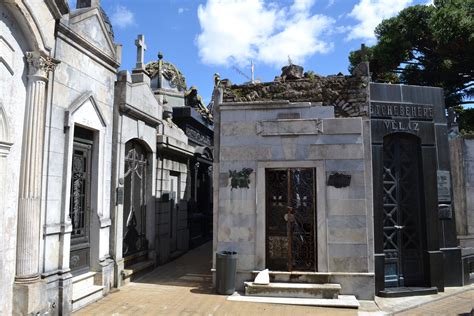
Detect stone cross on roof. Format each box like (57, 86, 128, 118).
(135, 34, 146, 70)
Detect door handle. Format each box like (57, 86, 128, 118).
(394, 225, 405, 230)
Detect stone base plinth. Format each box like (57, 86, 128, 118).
(13, 280, 48, 315)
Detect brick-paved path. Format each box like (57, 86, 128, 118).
(75, 242, 474, 316)
(75, 242, 356, 316)
(395, 290, 474, 316)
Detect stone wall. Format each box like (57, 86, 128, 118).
(0, 4, 30, 314)
(450, 136, 474, 283)
(214, 97, 375, 299)
(155, 154, 190, 263)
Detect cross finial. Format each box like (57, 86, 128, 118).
(135, 34, 146, 70)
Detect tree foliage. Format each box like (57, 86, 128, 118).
(349, 0, 474, 108)
(457, 107, 474, 134)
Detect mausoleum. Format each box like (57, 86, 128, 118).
(212, 62, 463, 300)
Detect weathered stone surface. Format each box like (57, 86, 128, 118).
(323, 118, 362, 135)
(256, 119, 322, 136)
(220, 146, 272, 161)
(308, 144, 364, 160)
(222, 75, 369, 118)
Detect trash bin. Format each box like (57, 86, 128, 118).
(215, 251, 237, 295)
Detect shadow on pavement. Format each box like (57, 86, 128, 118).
(133, 241, 217, 295)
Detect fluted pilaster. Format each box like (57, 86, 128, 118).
(15, 51, 58, 282)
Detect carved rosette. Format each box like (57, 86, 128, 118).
(26, 51, 59, 79)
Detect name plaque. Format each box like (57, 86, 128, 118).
(370, 102, 434, 120)
(437, 170, 451, 202)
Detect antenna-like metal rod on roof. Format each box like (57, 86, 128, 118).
(251, 60, 255, 84)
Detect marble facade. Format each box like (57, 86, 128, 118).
(1, 0, 118, 314)
(213, 67, 376, 300)
(213, 63, 463, 299)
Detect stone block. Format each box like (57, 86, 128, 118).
(327, 185, 366, 200)
(256, 119, 322, 136)
(327, 215, 367, 244)
(308, 144, 363, 160)
(325, 159, 365, 172)
(237, 254, 255, 270)
(221, 122, 256, 137)
(221, 110, 246, 123)
(331, 274, 375, 300)
(13, 281, 48, 315)
(327, 199, 367, 216)
(322, 118, 362, 135)
(328, 244, 368, 272)
(309, 135, 363, 145)
(220, 146, 272, 161)
(328, 256, 369, 273)
(370, 83, 402, 102)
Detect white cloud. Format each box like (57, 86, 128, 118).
(110, 5, 135, 28)
(326, 0, 336, 8)
(346, 0, 412, 43)
(196, 0, 334, 67)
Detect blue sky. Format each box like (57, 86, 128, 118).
(69, 0, 432, 104)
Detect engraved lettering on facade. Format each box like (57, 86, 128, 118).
(383, 120, 420, 133)
(370, 102, 434, 120)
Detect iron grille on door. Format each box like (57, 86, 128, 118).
(69, 140, 92, 274)
(266, 168, 316, 272)
(123, 142, 149, 257)
(382, 134, 425, 287)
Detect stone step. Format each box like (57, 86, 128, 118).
(228, 292, 360, 309)
(124, 250, 149, 267)
(378, 287, 438, 298)
(251, 271, 333, 284)
(244, 282, 341, 299)
(72, 271, 96, 293)
(71, 285, 104, 312)
(122, 259, 154, 283)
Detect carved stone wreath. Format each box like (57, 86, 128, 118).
(229, 168, 254, 190)
(146, 60, 187, 91)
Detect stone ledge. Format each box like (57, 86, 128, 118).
(228, 292, 360, 308)
(244, 281, 341, 299)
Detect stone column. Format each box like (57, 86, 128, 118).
(15, 51, 57, 283)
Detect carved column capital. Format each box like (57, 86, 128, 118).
(26, 51, 60, 78)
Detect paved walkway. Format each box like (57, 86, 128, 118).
(75, 242, 355, 315)
(75, 242, 473, 315)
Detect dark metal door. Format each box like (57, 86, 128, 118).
(266, 168, 316, 272)
(123, 142, 148, 258)
(382, 134, 425, 287)
(169, 174, 179, 253)
(69, 141, 92, 274)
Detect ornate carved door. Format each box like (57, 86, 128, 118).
(266, 168, 316, 272)
(123, 142, 149, 258)
(382, 134, 425, 287)
(69, 140, 92, 274)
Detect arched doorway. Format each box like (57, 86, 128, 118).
(123, 140, 150, 259)
(382, 133, 427, 287)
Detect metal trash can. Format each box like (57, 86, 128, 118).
(215, 251, 237, 295)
